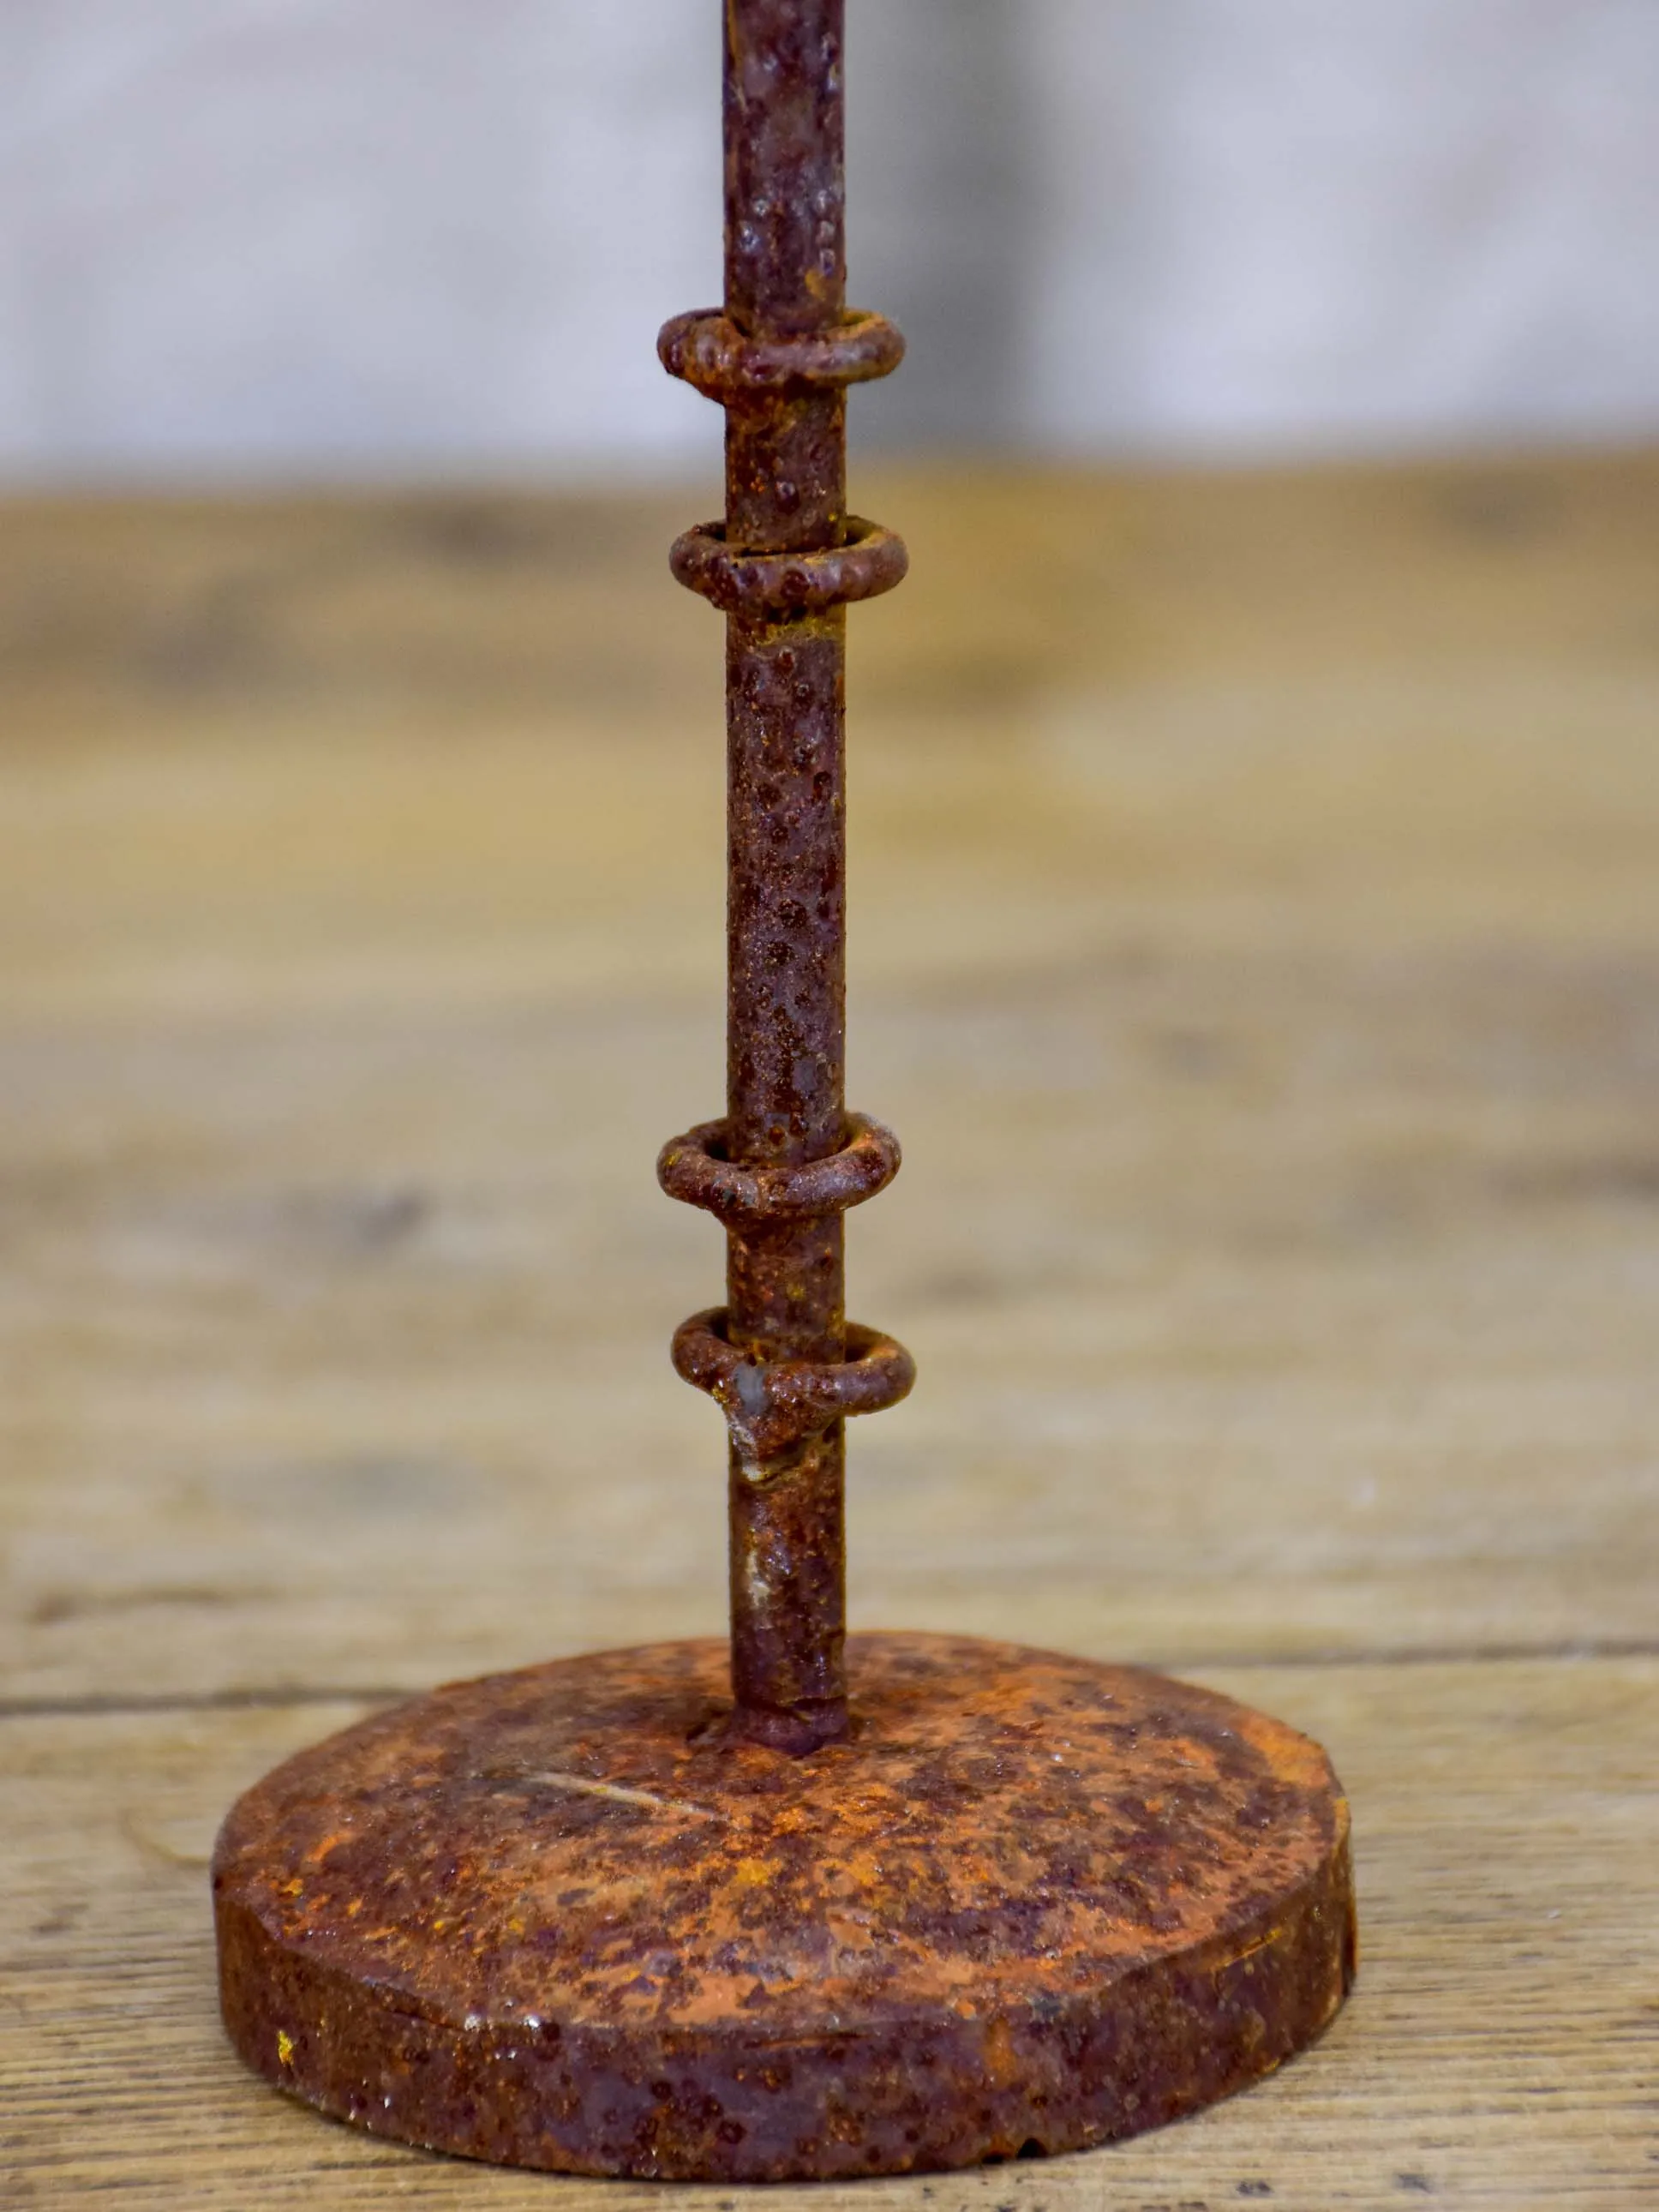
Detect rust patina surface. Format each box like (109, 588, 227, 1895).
(213, 0, 1358, 2175)
(215, 1634, 1356, 2181)
(656, 0, 912, 1755)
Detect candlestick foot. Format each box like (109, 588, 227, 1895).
(214, 1632, 1354, 2181)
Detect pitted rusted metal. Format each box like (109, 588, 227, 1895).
(672, 1307, 915, 1465)
(669, 515, 908, 616)
(214, 1635, 1357, 2182)
(658, 0, 910, 1750)
(658, 306, 904, 398)
(215, 3, 1359, 2178)
(657, 1111, 901, 1225)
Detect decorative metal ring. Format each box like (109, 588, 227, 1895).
(658, 309, 905, 399)
(670, 517, 907, 618)
(671, 1308, 915, 1462)
(657, 1112, 901, 1226)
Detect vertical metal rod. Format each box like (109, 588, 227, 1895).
(659, 0, 911, 1753)
(722, 0, 851, 1748)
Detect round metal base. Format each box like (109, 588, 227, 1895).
(214, 1634, 1356, 2181)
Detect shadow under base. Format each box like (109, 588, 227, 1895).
(214, 1632, 1356, 2181)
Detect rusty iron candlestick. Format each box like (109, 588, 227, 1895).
(213, 2, 1357, 2181)
(656, 0, 913, 1753)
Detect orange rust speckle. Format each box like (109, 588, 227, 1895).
(982, 2017, 1019, 2086)
(215, 1634, 1355, 2182)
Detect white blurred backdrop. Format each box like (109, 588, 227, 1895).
(2, 0, 1656, 485)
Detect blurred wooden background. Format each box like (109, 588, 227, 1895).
(3, 452, 1656, 2204)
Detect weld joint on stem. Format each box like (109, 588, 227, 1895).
(671, 1308, 915, 1461)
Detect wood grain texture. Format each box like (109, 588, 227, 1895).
(0, 453, 1656, 2203)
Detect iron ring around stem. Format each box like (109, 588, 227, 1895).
(670, 518, 908, 618)
(658, 1112, 901, 1226)
(658, 309, 905, 399)
(671, 1309, 916, 1465)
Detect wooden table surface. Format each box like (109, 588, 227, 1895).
(2, 453, 1656, 2207)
